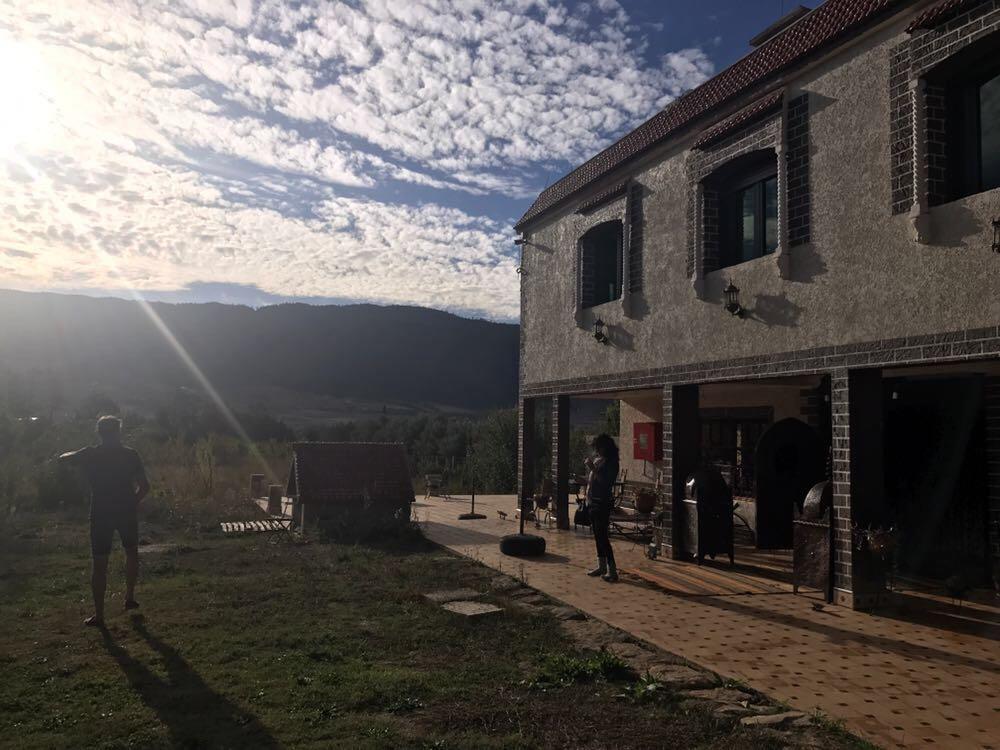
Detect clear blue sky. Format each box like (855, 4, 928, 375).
(0, 1, 806, 321)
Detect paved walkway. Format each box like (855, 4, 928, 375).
(417, 495, 1000, 750)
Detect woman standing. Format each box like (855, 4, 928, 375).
(585, 433, 620, 582)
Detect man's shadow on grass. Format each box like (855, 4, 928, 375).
(101, 617, 278, 748)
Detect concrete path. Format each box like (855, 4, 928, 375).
(416, 495, 1000, 750)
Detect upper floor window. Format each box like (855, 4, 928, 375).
(709, 150, 778, 271)
(580, 220, 622, 308)
(928, 32, 1000, 202)
(947, 64, 1000, 198)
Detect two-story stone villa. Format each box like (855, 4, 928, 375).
(514, 0, 1000, 608)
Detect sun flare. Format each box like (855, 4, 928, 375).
(0, 36, 52, 155)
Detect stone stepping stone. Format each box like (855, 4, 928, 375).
(423, 588, 481, 604)
(606, 642, 649, 662)
(646, 663, 717, 690)
(740, 710, 806, 727)
(545, 605, 586, 621)
(515, 593, 548, 605)
(441, 600, 503, 618)
(490, 575, 522, 592)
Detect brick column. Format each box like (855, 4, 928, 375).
(986, 378, 1000, 576)
(518, 398, 535, 502)
(831, 368, 885, 609)
(662, 384, 700, 559)
(830, 371, 852, 605)
(552, 395, 570, 530)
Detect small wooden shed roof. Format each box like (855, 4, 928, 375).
(286, 442, 415, 504)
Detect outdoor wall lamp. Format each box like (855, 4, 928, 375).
(723, 281, 745, 318)
(593, 318, 610, 344)
(992, 217, 1000, 254)
(514, 236, 527, 273)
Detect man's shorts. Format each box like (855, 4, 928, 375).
(90, 511, 138, 556)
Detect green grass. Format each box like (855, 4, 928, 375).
(0, 511, 869, 749)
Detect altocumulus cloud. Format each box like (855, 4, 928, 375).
(0, 0, 713, 320)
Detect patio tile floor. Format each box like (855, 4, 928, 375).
(417, 495, 1000, 750)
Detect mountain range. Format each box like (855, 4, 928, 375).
(0, 290, 519, 423)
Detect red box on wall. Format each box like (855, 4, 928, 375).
(633, 422, 663, 461)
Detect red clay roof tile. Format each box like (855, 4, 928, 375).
(576, 180, 629, 214)
(693, 89, 784, 149)
(906, 0, 982, 31)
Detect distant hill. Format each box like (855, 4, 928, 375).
(0, 290, 519, 421)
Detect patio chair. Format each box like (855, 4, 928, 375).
(611, 482, 656, 543)
(611, 469, 629, 511)
(532, 476, 556, 529)
(424, 474, 448, 500)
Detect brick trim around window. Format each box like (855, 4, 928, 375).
(889, 0, 1000, 216)
(686, 111, 782, 285)
(786, 93, 811, 247)
(627, 181, 644, 293)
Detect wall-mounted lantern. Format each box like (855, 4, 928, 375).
(594, 318, 610, 344)
(723, 281, 745, 318)
(514, 236, 527, 273)
(992, 217, 999, 254)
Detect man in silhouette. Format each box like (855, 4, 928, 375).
(60, 415, 150, 627)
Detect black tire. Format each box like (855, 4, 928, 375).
(499, 533, 547, 557)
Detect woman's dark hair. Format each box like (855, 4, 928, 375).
(591, 433, 619, 461)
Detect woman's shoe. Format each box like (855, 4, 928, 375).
(587, 557, 607, 577)
(602, 563, 618, 583)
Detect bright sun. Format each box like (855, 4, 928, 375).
(0, 36, 52, 155)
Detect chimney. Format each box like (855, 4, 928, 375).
(750, 5, 812, 48)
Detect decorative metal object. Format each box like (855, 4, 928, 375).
(514, 236, 527, 273)
(723, 281, 745, 317)
(793, 480, 833, 603)
(852, 524, 900, 593)
(993, 217, 1000, 254)
(593, 318, 610, 344)
(681, 466, 734, 565)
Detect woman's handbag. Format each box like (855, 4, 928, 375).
(573, 501, 592, 528)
